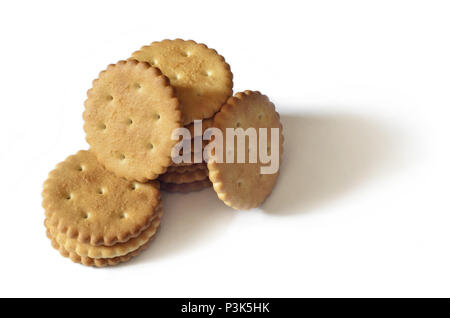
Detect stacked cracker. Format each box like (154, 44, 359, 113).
(42, 39, 283, 267)
(43, 151, 162, 266)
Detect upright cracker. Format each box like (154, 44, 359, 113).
(83, 59, 182, 182)
(131, 39, 233, 125)
(42, 150, 161, 246)
(207, 91, 284, 210)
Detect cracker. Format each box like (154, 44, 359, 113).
(160, 179, 212, 193)
(47, 230, 154, 267)
(46, 209, 162, 258)
(166, 163, 207, 173)
(42, 150, 161, 246)
(207, 91, 284, 210)
(158, 168, 209, 184)
(131, 39, 233, 125)
(83, 59, 182, 182)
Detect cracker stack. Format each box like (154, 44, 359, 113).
(42, 39, 283, 267)
(43, 151, 162, 267)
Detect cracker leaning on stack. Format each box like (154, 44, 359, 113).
(42, 39, 283, 267)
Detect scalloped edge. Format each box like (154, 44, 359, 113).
(46, 208, 162, 259)
(47, 229, 156, 267)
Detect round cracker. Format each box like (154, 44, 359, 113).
(42, 150, 161, 246)
(46, 209, 162, 259)
(131, 39, 233, 125)
(83, 59, 182, 182)
(159, 168, 209, 184)
(160, 179, 212, 193)
(207, 91, 284, 210)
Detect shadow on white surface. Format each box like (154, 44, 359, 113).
(129, 110, 408, 265)
(261, 111, 407, 215)
(131, 187, 235, 264)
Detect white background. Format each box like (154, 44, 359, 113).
(0, 0, 449, 297)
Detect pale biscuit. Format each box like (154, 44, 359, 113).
(83, 59, 182, 182)
(46, 209, 162, 259)
(131, 39, 233, 125)
(42, 150, 161, 246)
(207, 91, 284, 210)
(160, 179, 212, 193)
(159, 168, 209, 184)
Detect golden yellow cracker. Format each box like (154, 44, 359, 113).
(159, 168, 209, 184)
(83, 59, 182, 182)
(46, 209, 162, 259)
(47, 230, 154, 267)
(166, 163, 207, 173)
(42, 150, 161, 246)
(160, 179, 212, 193)
(207, 91, 284, 210)
(131, 39, 233, 125)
